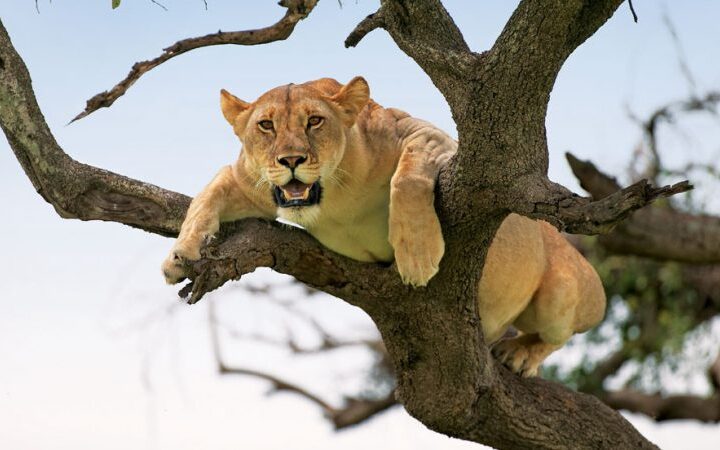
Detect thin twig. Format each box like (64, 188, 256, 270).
(628, 0, 638, 23)
(662, 12, 696, 94)
(627, 91, 720, 183)
(70, 0, 318, 123)
(149, 0, 168, 11)
(206, 290, 397, 429)
(208, 298, 335, 413)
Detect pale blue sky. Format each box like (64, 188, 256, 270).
(1, 1, 719, 449)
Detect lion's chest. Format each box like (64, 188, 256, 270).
(306, 190, 394, 263)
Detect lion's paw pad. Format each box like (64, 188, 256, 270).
(161, 241, 204, 285)
(393, 238, 444, 287)
(492, 339, 542, 378)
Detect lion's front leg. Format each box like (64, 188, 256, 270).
(389, 123, 456, 287)
(162, 164, 266, 284)
(389, 180, 444, 286)
(162, 199, 221, 284)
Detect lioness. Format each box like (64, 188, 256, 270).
(162, 77, 606, 377)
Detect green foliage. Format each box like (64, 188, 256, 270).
(112, 0, 121, 9)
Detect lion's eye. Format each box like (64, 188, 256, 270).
(307, 116, 324, 128)
(258, 120, 274, 132)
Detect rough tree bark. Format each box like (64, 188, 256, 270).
(1, 1, 696, 448)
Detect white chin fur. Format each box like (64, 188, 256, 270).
(277, 205, 321, 228)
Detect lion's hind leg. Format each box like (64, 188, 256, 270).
(493, 269, 580, 377)
(492, 334, 562, 377)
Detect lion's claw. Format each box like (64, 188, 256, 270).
(161, 237, 205, 285)
(492, 335, 561, 378)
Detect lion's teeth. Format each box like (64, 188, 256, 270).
(281, 187, 311, 201)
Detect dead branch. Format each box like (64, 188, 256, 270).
(208, 299, 397, 429)
(149, 0, 168, 12)
(628, 91, 720, 182)
(70, 0, 318, 123)
(628, 0, 638, 23)
(568, 153, 720, 263)
(219, 283, 383, 354)
(522, 176, 691, 235)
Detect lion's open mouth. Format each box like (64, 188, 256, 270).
(273, 179, 322, 208)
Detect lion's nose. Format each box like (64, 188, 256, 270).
(277, 155, 307, 169)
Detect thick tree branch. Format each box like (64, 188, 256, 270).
(568, 153, 720, 263)
(433, 0, 625, 194)
(0, 20, 189, 236)
(346, 0, 478, 106)
(178, 220, 406, 306)
(70, 0, 318, 123)
(575, 348, 720, 423)
(485, 0, 625, 115)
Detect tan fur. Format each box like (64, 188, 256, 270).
(162, 77, 606, 377)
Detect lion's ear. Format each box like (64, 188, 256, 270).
(220, 89, 251, 126)
(329, 76, 370, 127)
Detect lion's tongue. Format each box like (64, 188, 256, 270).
(281, 179, 311, 200)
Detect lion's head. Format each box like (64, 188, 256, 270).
(220, 77, 370, 225)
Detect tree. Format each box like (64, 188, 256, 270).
(2, 1, 707, 448)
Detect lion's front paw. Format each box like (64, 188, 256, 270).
(161, 237, 205, 285)
(390, 216, 444, 287)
